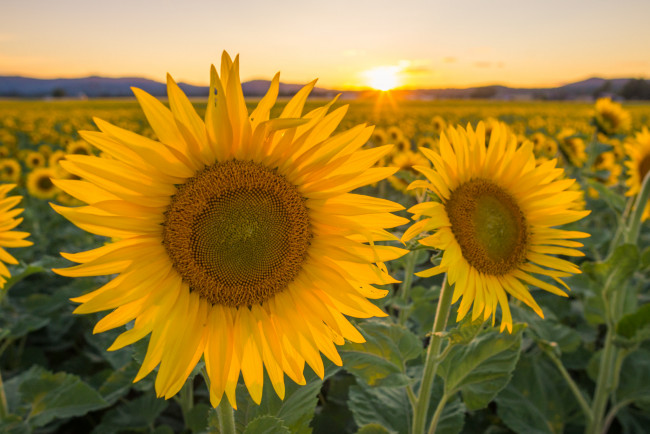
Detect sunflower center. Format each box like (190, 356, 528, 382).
(162, 160, 312, 307)
(445, 178, 528, 275)
(37, 175, 54, 191)
(640, 154, 650, 183)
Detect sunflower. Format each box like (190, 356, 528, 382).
(0, 184, 32, 288)
(557, 128, 587, 168)
(371, 127, 388, 146)
(402, 122, 590, 332)
(624, 126, 650, 221)
(52, 52, 408, 407)
(0, 159, 21, 183)
(26, 167, 59, 200)
(594, 97, 631, 136)
(24, 151, 45, 169)
(66, 140, 93, 156)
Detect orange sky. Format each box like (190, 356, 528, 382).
(1, 0, 649, 90)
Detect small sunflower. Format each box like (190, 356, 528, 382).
(66, 140, 93, 156)
(624, 126, 650, 221)
(594, 97, 631, 136)
(26, 167, 59, 200)
(24, 151, 45, 169)
(557, 129, 587, 168)
(52, 52, 408, 407)
(431, 116, 446, 134)
(403, 123, 590, 332)
(0, 159, 21, 183)
(371, 128, 388, 146)
(0, 184, 32, 288)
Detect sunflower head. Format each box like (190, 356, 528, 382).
(24, 151, 45, 169)
(52, 51, 407, 408)
(403, 122, 590, 332)
(594, 97, 631, 136)
(27, 167, 59, 199)
(0, 184, 32, 288)
(624, 126, 650, 220)
(0, 159, 22, 183)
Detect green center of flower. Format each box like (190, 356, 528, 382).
(445, 178, 528, 275)
(163, 160, 312, 307)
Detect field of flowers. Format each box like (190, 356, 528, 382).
(0, 91, 649, 434)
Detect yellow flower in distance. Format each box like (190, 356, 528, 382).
(594, 97, 631, 135)
(0, 184, 32, 288)
(402, 123, 590, 332)
(0, 159, 21, 183)
(24, 151, 45, 169)
(624, 126, 650, 221)
(27, 167, 59, 200)
(52, 52, 408, 408)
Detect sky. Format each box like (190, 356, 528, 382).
(1, 0, 650, 90)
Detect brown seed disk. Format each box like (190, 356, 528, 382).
(163, 160, 312, 307)
(445, 178, 528, 276)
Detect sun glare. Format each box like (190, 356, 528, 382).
(364, 66, 400, 91)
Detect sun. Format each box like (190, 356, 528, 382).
(364, 66, 400, 91)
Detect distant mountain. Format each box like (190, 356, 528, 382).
(0, 76, 335, 98)
(0, 75, 646, 100)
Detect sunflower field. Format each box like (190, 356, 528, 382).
(0, 56, 649, 434)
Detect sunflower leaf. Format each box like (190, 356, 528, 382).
(616, 349, 650, 411)
(438, 324, 524, 410)
(9, 365, 108, 428)
(495, 353, 581, 434)
(340, 320, 422, 387)
(348, 380, 465, 434)
(242, 415, 291, 434)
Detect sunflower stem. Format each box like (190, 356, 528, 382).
(217, 397, 236, 434)
(412, 276, 453, 434)
(427, 392, 449, 434)
(625, 171, 650, 244)
(179, 379, 194, 429)
(543, 346, 593, 424)
(398, 250, 418, 325)
(0, 370, 8, 421)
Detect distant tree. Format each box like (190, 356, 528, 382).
(593, 80, 612, 98)
(470, 86, 497, 99)
(52, 87, 66, 98)
(620, 79, 650, 100)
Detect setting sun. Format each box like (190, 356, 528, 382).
(364, 65, 401, 91)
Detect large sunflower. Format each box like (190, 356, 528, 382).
(52, 52, 408, 407)
(624, 126, 650, 221)
(402, 122, 590, 332)
(0, 184, 32, 288)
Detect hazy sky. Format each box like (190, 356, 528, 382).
(1, 0, 649, 89)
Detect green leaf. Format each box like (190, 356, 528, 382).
(235, 363, 339, 434)
(340, 320, 422, 387)
(13, 366, 108, 427)
(355, 423, 392, 434)
(242, 415, 291, 434)
(585, 179, 626, 212)
(514, 306, 581, 353)
(616, 304, 650, 339)
(185, 403, 210, 434)
(348, 380, 465, 434)
(92, 393, 169, 434)
(97, 361, 140, 405)
(616, 349, 650, 411)
(495, 353, 581, 434)
(438, 324, 524, 410)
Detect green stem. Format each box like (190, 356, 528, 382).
(398, 250, 418, 325)
(0, 370, 8, 420)
(217, 397, 236, 434)
(602, 399, 634, 434)
(411, 276, 453, 434)
(427, 393, 450, 434)
(179, 379, 194, 428)
(544, 347, 593, 424)
(625, 171, 650, 244)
